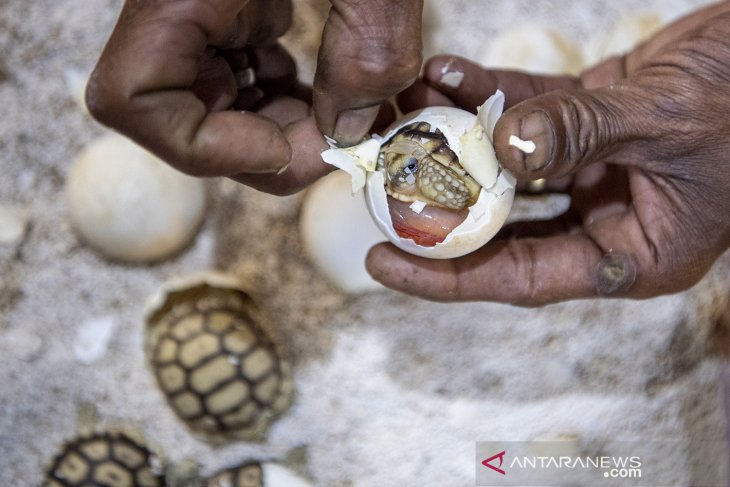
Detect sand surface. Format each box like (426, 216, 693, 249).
(1, 0, 729, 485)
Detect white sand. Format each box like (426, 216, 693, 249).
(0, 0, 728, 485)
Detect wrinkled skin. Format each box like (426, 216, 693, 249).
(87, 0, 729, 306)
(86, 0, 422, 195)
(367, 2, 730, 305)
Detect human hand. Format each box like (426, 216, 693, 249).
(86, 0, 330, 196)
(366, 2, 730, 305)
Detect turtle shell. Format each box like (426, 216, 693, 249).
(144, 273, 294, 443)
(43, 431, 164, 487)
(206, 461, 263, 487)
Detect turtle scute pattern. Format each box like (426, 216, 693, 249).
(43, 431, 164, 487)
(380, 121, 481, 210)
(145, 284, 294, 443)
(206, 461, 263, 487)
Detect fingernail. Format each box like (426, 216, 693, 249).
(520, 111, 555, 172)
(333, 106, 380, 146)
(595, 253, 636, 296)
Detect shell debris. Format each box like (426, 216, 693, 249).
(508, 135, 537, 154)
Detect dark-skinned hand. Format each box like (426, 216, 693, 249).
(366, 2, 730, 306)
(85, 0, 421, 195)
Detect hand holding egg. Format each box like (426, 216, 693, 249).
(366, 2, 730, 305)
(323, 91, 515, 260)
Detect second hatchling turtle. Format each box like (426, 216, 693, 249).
(43, 430, 165, 487)
(144, 273, 294, 443)
(206, 461, 263, 487)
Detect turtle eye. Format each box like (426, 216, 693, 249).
(404, 157, 419, 174)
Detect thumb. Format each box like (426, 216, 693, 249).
(493, 84, 650, 180)
(313, 0, 423, 146)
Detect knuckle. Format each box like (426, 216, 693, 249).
(350, 43, 421, 91)
(84, 72, 117, 125)
(503, 240, 541, 306)
(552, 88, 636, 168)
(560, 92, 604, 163)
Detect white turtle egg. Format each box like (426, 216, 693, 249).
(322, 91, 515, 260)
(66, 133, 207, 263)
(300, 170, 386, 293)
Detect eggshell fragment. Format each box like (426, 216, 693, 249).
(66, 133, 206, 263)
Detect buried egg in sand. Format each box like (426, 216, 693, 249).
(322, 91, 515, 259)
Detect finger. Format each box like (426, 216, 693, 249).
(246, 44, 298, 96)
(233, 0, 293, 47)
(366, 236, 603, 305)
(313, 0, 424, 146)
(494, 210, 581, 241)
(87, 0, 291, 176)
(365, 204, 671, 305)
(571, 163, 631, 223)
(421, 55, 581, 111)
(372, 102, 397, 134)
(191, 49, 237, 111)
(396, 78, 456, 114)
(256, 96, 309, 128)
(232, 116, 333, 195)
(232, 86, 265, 110)
(492, 82, 653, 181)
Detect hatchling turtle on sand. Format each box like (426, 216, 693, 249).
(144, 273, 294, 443)
(206, 461, 263, 487)
(43, 430, 164, 486)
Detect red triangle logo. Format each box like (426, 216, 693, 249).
(482, 450, 506, 475)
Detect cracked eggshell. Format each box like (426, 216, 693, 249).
(365, 101, 515, 260)
(66, 133, 206, 263)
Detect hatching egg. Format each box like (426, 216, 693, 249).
(322, 91, 515, 259)
(144, 273, 294, 443)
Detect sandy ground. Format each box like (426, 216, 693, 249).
(1, 0, 729, 486)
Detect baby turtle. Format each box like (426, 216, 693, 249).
(43, 430, 164, 487)
(206, 461, 263, 487)
(379, 121, 481, 210)
(144, 273, 294, 443)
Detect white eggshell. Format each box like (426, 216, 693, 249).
(66, 133, 206, 263)
(300, 170, 386, 293)
(364, 105, 515, 260)
(479, 24, 584, 75)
